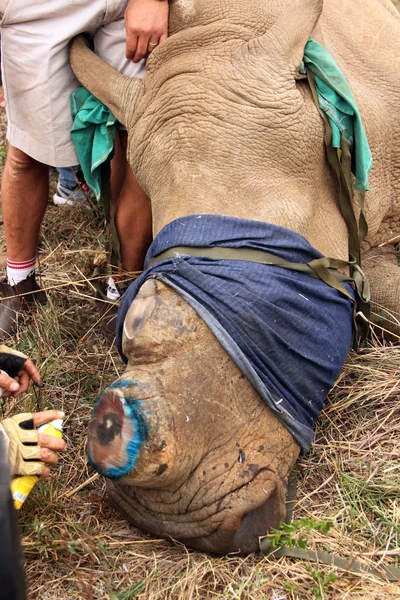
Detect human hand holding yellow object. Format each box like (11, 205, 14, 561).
(10, 417, 64, 509)
(0, 411, 66, 509)
(0, 345, 66, 508)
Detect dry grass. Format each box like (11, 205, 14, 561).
(0, 9, 399, 597)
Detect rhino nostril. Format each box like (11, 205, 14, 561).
(97, 412, 122, 445)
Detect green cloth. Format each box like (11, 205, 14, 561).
(70, 87, 117, 201)
(301, 38, 372, 190)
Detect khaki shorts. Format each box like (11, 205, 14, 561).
(0, 0, 145, 167)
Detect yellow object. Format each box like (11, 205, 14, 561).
(11, 419, 63, 510)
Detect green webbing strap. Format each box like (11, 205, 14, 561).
(284, 469, 298, 526)
(101, 159, 121, 268)
(149, 245, 353, 297)
(306, 71, 368, 268)
(306, 70, 370, 344)
(260, 470, 400, 581)
(92, 159, 121, 299)
(149, 244, 370, 347)
(259, 538, 400, 582)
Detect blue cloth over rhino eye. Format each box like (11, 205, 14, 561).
(116, 215, 354, 454)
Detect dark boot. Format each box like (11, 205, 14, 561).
(96, 298, 118, 343)
(0, 275, 47, 338)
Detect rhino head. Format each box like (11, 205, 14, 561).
(70, 0, 348, 554)
(87, 279, 300, 553)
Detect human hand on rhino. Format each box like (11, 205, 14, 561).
(124, 0, 169, 63)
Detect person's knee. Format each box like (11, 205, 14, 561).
(5, 147, 46, 180)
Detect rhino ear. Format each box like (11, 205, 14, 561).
(70, 35, 143, 126)
(247, 0, 323, 73)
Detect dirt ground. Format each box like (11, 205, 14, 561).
(0, 3, 399, 599)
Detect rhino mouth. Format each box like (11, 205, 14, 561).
(107, 456, 286, 554)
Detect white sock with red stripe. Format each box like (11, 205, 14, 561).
(6, 258, 36, 286)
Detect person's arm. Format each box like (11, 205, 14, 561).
(124, 0, 169, 63)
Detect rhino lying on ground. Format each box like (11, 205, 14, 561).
(70, 0, 400, 553)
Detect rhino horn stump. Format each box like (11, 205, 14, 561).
(87, 370, 178, 486)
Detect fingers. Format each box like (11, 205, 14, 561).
(133, 34, 150, 63)
(38, 417, 67, 476)
(3, 410, 66, 478)
(20, 358, 43, 387)
(15, 371, 29, 395)
(37, 432, 67, 479)
(124, 0, 169, 62)
(125, 33, 138, 61)
(147, 35, 159, 55)
(0, 89, 6, 109)
(40, 446, 60, 467)
(0, 371, 20, 395)
(38, 432, 67, 452)
(0, 350, 42, 397)
(40, 466, 51, 479)
(32, 410, 65, 429)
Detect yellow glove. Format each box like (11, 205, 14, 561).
(0, 413, 44, 476)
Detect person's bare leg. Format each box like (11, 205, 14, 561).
(2, 145, 48, 261)
(110, 132, 126, 205)
(98, 132, 152, 341)
(0, 145, 48, 337)
(112, 131, 152, 273)
(114, 167, 153, 272)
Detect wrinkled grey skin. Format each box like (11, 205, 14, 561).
(70, 0, 400, 553)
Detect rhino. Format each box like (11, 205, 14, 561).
(70, 0, 400, 554)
